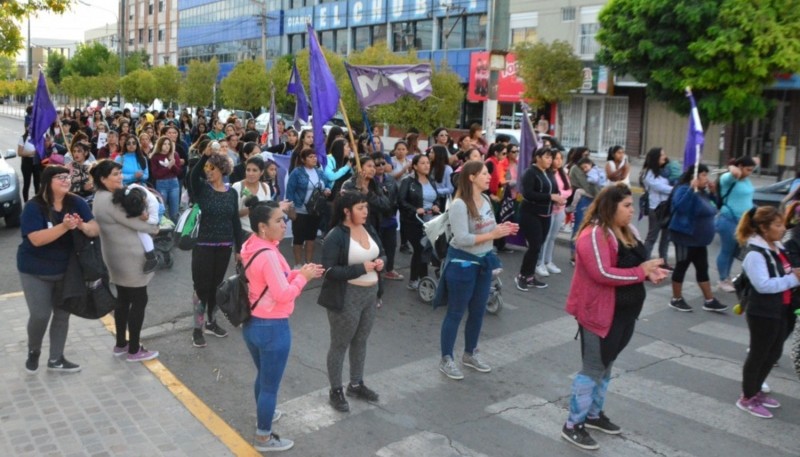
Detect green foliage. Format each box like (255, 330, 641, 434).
(265, 55, 294, 113)
(45, 52, 67, 84)
(180, 58, 218, 107)
(0, 56, 16, 80)
(597, 0, 800, 122)
(151, 65, 181, 104)
(292, 41, 462, 133)
(85, 74, 118, 100)
(119, 69, 157, 104)
(515, 40, 583, 109)
(220, 59, 269, 114)
(0, 0, 71, 56)
(64, 42, 113, 77)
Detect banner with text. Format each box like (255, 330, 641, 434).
(467, 52, 525, 103)
(345, 63, 433, 108)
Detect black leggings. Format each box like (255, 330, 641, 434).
(379, 225, 398, 272)
(742, 314, 786, 398)
(21, 157, 40, 202)
(519, 210, 550, 277)
(406, 222, 427, 281)
(115, 286, 148, 354)
(192, 245, 232, 322)
(672, 246, 710, 284)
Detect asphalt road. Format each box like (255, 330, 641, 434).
(2, 115, 799, 457)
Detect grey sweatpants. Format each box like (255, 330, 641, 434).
(326, 284, 378, 388)
(20, 272, 70, 361)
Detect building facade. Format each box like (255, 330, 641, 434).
(84, 23, 119, 52)
(122, 0, 179, 66)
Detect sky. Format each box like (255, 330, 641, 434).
(25, 0, 117, 44)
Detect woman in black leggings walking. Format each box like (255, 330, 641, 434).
(516, 147, 564, 291)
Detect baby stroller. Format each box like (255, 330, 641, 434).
(416, 214, 504, 315)
(142, 183, 176, 269)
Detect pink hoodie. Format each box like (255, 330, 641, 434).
(565, 224, 646, 338)
(240, 234, 308, 319)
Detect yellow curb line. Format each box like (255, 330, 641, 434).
(100, 315, 260, 456)
(0, 291, 25, 299)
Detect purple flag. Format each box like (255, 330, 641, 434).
(31, 72, 57, 160)
(287, 61, 309, 130)
(345, 63, 433, 108)
(269, 88, 279, 147)
(682, 90, 704, 172)
(307, 24, 340, 168)
(516, 103, 542, 192)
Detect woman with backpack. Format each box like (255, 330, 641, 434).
(716, 156, 757, 293)
(734, 206, 800, 419)
(667, 165, 727, 312)
(241, 199, 323, 452)
(640, 147, 673, 265)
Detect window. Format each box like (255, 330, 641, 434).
(158, 26, 165, 42)
(438, 14, 485, 50)
(138, 28, 144, 44)
(439, 17, 462, 50)
(149, 0, 154, 15)
(510, 12, 537, 46)
(148, 27, 153, 43)
(159, 0, 164, 13)
(579, 6, 602, 56)
(464, 15, 486, 48)
(129, 32, 134, 47)
(392, 20, 433, 51)
(511, 28, 537, 45)
(289, 0, 307, 8)
(129, 5, 134, 20)
(288, 33, 306, 54)
(562, 7, 576, 22)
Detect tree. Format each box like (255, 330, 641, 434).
(220, 59, 269, 114)
(265, 55, 295, 114)
(0, 56, 15, 80)
(180, 58, 218, 107)
(152, 65, 181, 104)
(119, 69, 157, 105)
(64, 42, 113, 77)
(60, 74, 89, 103)
(46, 52, 67, 85)
(85, 74, 118, 100)
(515, 40, 583, 109)
(0, 1, 71, 56)
(597, 0, 800, 123)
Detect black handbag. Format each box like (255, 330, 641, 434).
(216, 248, 270, 327)
(72, 231, 107, 281)
(56, 252, 116, 319)
(306, 186, 328, 218)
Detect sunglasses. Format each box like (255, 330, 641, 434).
(374, 162, 386, 167)
(126, 141, 138, 145)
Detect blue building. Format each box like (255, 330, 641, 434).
(177, 0, 488, 83)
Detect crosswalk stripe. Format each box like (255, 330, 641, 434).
(485, 394, 698, 457)
(278, 300, 666, 436)
(636, 341, 800, 398)
(611, 374, 800, 456)
(375, 431, 490, 457)
(689, 321, 748, 345)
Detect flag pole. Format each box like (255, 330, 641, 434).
(686, 86, 700, 191)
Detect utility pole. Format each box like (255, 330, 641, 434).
(119, 0, 127, 104)
(483, 0, 510, 144)
(252, 0, 268, 62)
(27, 12, 32, 81)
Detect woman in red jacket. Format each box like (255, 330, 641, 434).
(561, 184, 667, 451)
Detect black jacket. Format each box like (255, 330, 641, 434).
(520, 166, 557, 216)
(318, 223, 386, 312)
(341, 177, 390, 230)
(746, 244, 792, 319)
(397, 174, 446, 227)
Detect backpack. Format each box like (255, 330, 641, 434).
(713, 174, 737, 211)
(732, 247, 771, 315)
(216, 248, 270, 327)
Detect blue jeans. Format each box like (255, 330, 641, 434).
(243, 318, 291, 436)
(156, 177, 180, 222)
(570, 196, 592, 255)
(715, 214, 738, 281)
(440, 260, 493, 357)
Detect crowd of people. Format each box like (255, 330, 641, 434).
(15, 103, 800, 452)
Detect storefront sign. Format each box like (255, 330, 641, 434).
(350, 0, 387, 26)
(432, 0, 487, 17)
(579, 64, 611, 94)
(315, 1, 348, 31)
(388, 0, 431, 22)
(467, 52, 525, 103)
(285, 7, 314, 34)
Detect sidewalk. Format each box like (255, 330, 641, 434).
(0, 291, 252, 457)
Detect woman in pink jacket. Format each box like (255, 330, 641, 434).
(240, 199, 324, 452)
(561, 184, 667, 451)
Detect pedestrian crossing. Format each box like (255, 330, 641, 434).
(265, 291, 800, 457)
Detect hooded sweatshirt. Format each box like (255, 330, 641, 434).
(240, 234, 308, 319)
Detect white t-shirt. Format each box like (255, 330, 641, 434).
(347, 234, 380, 286)
(606, 156, 630, 187)
(233, 181, 272, 233)
(17, 136, 36, 157)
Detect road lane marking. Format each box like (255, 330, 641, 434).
(99, 315, 260, 456)
(375, 431, 490, 457)
(636, 340, 800, 397)
(485, 394, 698, 457)
(0, 291, 24, 299)
(689, 321, 748, 345)
(611, 374, 800, 456)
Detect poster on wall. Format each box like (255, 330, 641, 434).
(466, 52, 526, 103)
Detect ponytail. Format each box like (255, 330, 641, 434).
(736, 206, 779, 245)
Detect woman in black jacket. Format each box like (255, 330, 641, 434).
(318, 191, 386, 413)
(398, 154, 446, 290)
(516, 147, 565, 291)
(341, 154, 390, 230)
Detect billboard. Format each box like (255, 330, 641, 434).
(466, 52, 526, 103)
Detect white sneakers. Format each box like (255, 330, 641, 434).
(717, 279, 736, 293)
(536, 263, 562, 277)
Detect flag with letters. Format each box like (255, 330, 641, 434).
(345, 63, 433, 108)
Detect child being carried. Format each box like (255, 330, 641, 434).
(113, 183, 162, 273)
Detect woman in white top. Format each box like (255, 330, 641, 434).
(605, 145, 630, 187)
(641, 147, 673, 264)
(233, 156, 271, 235)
